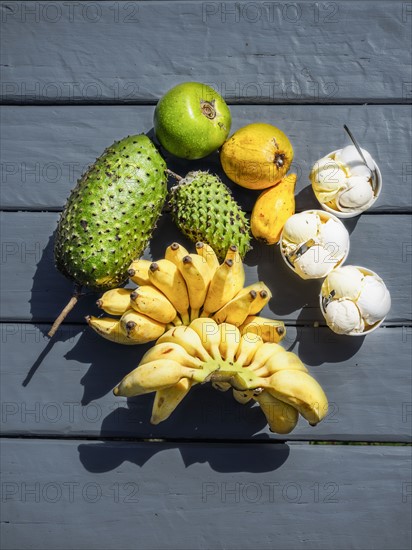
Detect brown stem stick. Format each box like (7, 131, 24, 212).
(166, 169, 183, 182)
(48, 284, 82, 338)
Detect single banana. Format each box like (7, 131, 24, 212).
(239, 315, 286, 343)
(224, 244, 245, 282)
(196, 242, 219, 275)
(201, 259, 244, 317)
(86, 315, 139, 345)
(253, 390, 299, 434)
(235, 283, 272, 315)
(156, 326, 212, 362)
(218, 246, 246, 349)
(235, 332, 264, 367)
(127, 259, 152, 286)
(148, 259, 190, 325)
(254, 351, 308, 378)
(180, 254, 212, 320)
(165, 242, 189, 268)
(130, 285, 177, 324)
(120, 309, 166, 343)
(232, 389, 254, 404)
(218, 322, 241, 363)
(96, 288, 133, 316)
(139, 342, 203, 369)
(213, 290, 258, 326)
(113, 359, 200, 397)
(189, 317, 221, 360)
(246, 342, 286, 372)
(263, 370, 328, 426)
(151, 379, 193, 424)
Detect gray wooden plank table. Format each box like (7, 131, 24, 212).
(1, 2, 411, 549)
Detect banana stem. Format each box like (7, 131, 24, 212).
(180, 311, 190, 325)
(166, 169, 183, 182)
(48, 284, 82, 338)
(190, 308, 200, 322)
(172, 315, 183, 327)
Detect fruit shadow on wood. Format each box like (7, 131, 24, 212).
(294, 183, 320, 212)
(246, 238, 325, 319)
(293, 310, 366, 367)
(96, 382, 270, 440)
(29, 232, 99, 329)
(77, 439, 291, 474)
(25, 231, 98, 385)
(64, 329, 153, 406)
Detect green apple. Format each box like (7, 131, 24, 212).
(154, 82, 231, 160)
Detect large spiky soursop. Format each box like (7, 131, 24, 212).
(169, 171, 251, 260)
(54, 135, 167, 290)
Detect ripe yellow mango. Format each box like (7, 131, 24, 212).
(250, 173, 297, 244)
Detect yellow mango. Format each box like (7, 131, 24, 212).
(250, 173, 297, 244)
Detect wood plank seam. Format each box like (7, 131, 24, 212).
(3, 436, 408, 444)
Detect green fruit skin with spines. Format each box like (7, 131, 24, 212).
(54, 135, 167, 290)
(169, 171, 251, 260)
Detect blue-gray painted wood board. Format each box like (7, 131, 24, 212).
(1, 440, 411, 550)
(1, 325, 411, 441)
(0, 211, 410, 323)
(1, 1, 410, 104)
(1, 1, 411, 548)
(1, 104, 411, 211)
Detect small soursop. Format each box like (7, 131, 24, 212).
(50, 134, 167, 336)
(169, 171, 251, 260)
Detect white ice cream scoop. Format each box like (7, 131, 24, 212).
(318, 218, 350, 259)
(324, 299, 365, 335)
(322, 266, 364, 301)
(282, 211, 319, 244)
(337, 176, 374, 210)
(310, 139, 381, 218)
(294, 244, 337, 279)
(357, 275, 392, 325)
(320, 266, 391, 335)
(335, 145, 375, 174)
(347, 163, 372, 179)
(311, 157, 348, 192)
(280, 210, 349, 280)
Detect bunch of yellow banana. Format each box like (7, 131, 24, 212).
(87, 242, 286, 346)
(113, 318, 328, 433)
